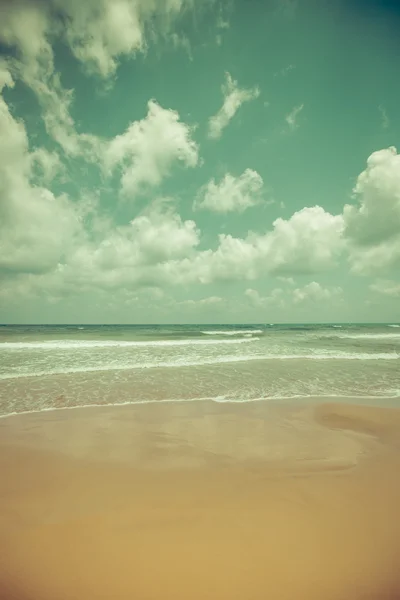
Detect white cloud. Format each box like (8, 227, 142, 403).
(39, 204, 342, 294)
(116, 205, 200, 264)
(285, 103, 304, 130)
(344, 147, 400, 246)
(58, 0, 145, 78)
(245, 287, 284, 308)
(0, 2, 52, 81)
(257, 206, 344, 275)
(169, 206, 344, 285)
(194, 169, 264, 213)
(30, 147, 64, 183)
(0, 62, 345, 301)
(104, 100, 198, 198)
(369, 280, 400, 297)
(1, 0, 360, 312)
(33, 76, 100, 159)
(58, 0, 207, 78)
(292, 281, 342, 304)
(178, 296, 224, 309)
(0, 79, 83, 275)
(1, 12, 100, 158)
(0, 2, 82, 156)
(344, 146, 400, 273)
(0, 0, 203, 79)
(208, 72, 260, 139)
(0, 59, 13, 89)
(245, 282, 342, 309)
(39, 203, 201, 293)
(0, 0, 208, 159)
(347, 238, 400, 276)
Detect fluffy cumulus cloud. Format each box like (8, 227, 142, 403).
(36, 204, 200, 294)
(260, 206, 344, 274)
(1, 196, 345, 300)
(104, 100, 199, 198)
(2, 0, 400, 319)
(194, 168, 264, 213)
(0, 66, 83, 275)
(0, 52, 360, 312)
(0, 0, 202, 78)
(166, 206, 344, 285)
(344, 147, 400, 246)
(0, 2, 100, 158)
(57, 0, 213, 77)
(0, 203, 200, 303)
(344, 147, 400, 273)
(0, 0, 212, 159)
(208, 72, 260, 139)
(0, 60, 198, 295)
(292, 281, 342, 304)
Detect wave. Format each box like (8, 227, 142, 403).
(0, 338, 259, 350)
(201, 329, 263, 336)
(333, 333, 400, 340)
(1, 351, 398, 380)
(389, 324, 400, 328)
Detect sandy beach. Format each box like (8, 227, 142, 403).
(1, 398, 400, 600)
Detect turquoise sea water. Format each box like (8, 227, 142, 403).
(0, 323, 399, 416)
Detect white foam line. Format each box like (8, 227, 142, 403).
(1, 393, 399, 421)
(201, 329, 263, 335)
(0, 396, 260, 420)
(0, 354, 271, 380)
(330, 334, 400, 340)
(0, 337, 259, 350)
(2, 351, 400, 381)
(0, 350, 398, 380)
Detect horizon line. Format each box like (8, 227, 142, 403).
(0, 322, 398, 327)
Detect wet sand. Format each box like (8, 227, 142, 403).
(0, 398, 400, 599)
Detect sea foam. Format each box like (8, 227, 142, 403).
(0, 337, 259, 351)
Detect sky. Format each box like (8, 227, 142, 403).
(0, 0, 399, 324)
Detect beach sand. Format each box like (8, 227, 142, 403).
(0, 398, 400, 599)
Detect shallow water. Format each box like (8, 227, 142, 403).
(1, 323, 399, 415)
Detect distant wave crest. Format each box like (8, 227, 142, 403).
(201, 329, 263, 336)
(333, 333, 400, 340)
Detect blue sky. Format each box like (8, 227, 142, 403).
(0, 0, 399, 323)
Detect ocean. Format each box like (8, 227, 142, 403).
(0, 323, 399, 417)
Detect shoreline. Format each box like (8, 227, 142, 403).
(0, 392, 399, 422)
